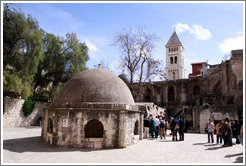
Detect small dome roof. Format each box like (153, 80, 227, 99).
(118, 74, 130, 84)
(54, 68, 135, 105)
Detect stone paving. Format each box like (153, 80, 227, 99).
(2, 127, 244, 164)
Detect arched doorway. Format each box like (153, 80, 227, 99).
(47, 118, 53, 133)
(168, 86, 175, 101)
(37, 116, 42, 126)
(193, 85, 200, 95)
(134, 120, 139, 135)
(85, 119, 104, 138)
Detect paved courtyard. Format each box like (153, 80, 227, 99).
(2, 127, 244, 164)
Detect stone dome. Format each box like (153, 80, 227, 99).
(54, 68, 135, 106)
(118, 74, 130, 84)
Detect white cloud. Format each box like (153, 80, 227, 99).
(236, 30, 243, 35)
(219, 36, 244, 53)
(175, 23, 212, 40)
(85, 40, 99, 52)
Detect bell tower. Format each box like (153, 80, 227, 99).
(165, 30, 185, 80)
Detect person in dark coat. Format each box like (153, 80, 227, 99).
(225, 118, 233, 146)
(149, 117, 156, 138)
(178, 116, 184, 141)
(221, 119, 229, 147)
(171, 118, 178, 141)
(233, 120, 240, 144)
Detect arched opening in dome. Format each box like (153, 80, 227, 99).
(85, 119, 104, 138)
(134, 120, 139, 135)
(47, 118, 53, 133)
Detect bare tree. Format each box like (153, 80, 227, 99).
(113, 26, 164, 100)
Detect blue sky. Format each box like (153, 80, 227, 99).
(10, 2, 244, 80)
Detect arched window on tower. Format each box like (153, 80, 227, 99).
(169, 48, 171, 52)
(85, 119, 104, 138)
(168, 86, 175, 101)
(170, 57, 173, 64)
(174, 56, 177, 64)
(173, 72, 175, 80)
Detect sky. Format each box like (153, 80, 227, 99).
(4, 1, 244, 80)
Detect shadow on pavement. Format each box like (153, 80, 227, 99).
(225, 153, 243, 158)
(233, 157, 243, 163)
(204, 146, 225, 150)
(3, 136, 119, 153)
(193, 142, 207, 145)
(204, 144, 218, 147)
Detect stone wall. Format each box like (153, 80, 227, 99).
(42, 107, 143, 149)
(3, 98, 50, 128)
(3, 98, 25, 128)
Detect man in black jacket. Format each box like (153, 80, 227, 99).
(143, 116, 150, 138)
(179, 116, 184, 141)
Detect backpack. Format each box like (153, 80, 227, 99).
(160, 121, 165, 128)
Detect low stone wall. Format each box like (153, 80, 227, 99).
(3, 98, 50, 128)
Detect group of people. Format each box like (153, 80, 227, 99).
(143, 114, 185, 141)
(169, 116, 184, 141)
(206, 118, 243, 147)
(144, 114, 168, 139)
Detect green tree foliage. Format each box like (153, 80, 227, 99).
(33, 33, 89, 101)
(3, 5, 89, 102)
(3, 6, 44, 99)
(22, 98, 35, 116)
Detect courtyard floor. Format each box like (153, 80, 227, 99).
(2, 127, 244, 164)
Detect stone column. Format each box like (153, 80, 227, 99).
(118, 110, 126, 148)
(192, 108, 196, 128)
(139, 113, 144, 140)
(42, 109, 49, 141)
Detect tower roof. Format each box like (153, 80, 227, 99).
(165, 31, 182, 47)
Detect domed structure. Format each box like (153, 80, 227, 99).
(42, 68, 144, 149)
(118, 73, 130, 84)
(53, 69, 134, 108)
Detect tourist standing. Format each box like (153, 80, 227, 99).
(164, 119, 168, 138)
(149, 117, 156, 138)
(171, 118, 178, 141)
(155, 116, 160, 138)
(221, 119, 228, 147)
(178, 116, 184, 141)
(159, 117, 166, 139)
(233, 120, 240, 144)
(143, 116, 150, 139)
(225, 118, 233, 146)
(205, 119, 215, 143)
(215, 121, 222, 144)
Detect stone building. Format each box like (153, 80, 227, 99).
(41, 68, 143, 149)
(130, 31, 243, 133)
